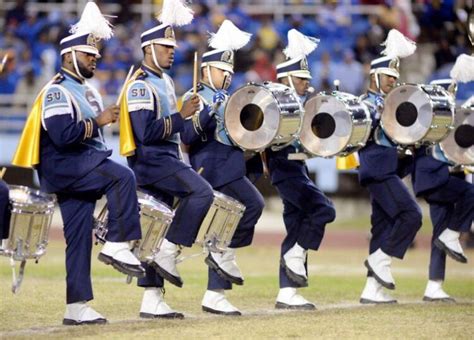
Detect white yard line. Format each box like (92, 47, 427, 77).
(2, 300, 473, 338)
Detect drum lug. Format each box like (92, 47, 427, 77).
(430, 124, 439, 129)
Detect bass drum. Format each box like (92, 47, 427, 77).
(382, 84, 455, 145)
(224, 82, 302, 151)
(299, 91, 372, 157)
(439, 105, 474, 165)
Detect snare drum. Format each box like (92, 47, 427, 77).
(3, 185, 55, 261)
(94, 192, 174, 263)
(195, 191, 246, 253)
(224, 82, 303, 151)
(299, 91, 372, 157)
(382, 84, 455, 145)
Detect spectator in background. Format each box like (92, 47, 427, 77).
(332, 49, 365, 95)
(0, 50, 21, 94)
(435, 38, 457, 69)
(257, 16, 280, 52)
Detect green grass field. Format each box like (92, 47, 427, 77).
(1, 240, 473, 339)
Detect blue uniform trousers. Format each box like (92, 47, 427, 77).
(56, 159, 141, 303)
(137, 167, 214, 288)
(274, 176, 336, 288)
(0, 180, 10, 239)
(367, 175, 422, 259)
(207, 176, 265, 290)
(423, 176, 474, 280)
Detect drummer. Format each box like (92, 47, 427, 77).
(266, 29, 335, 310)
(358, 30, 422, 304)
(11, 2, 144, 325)
(411, 75, 474, 302)
(181, 20, 264, 316)
(121, 1, 214, 318)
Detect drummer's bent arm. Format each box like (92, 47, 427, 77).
(127, 82, 185, 145)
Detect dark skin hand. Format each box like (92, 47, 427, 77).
(95, 105, 120, 126)
(180, 95, 201, 119)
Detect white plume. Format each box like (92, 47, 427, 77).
(158, 0, 194, 27)
(208, 20, 252, 51)
(450, 54, 474, 83)
(380, 29, 416, 58)
(283, 29, 319, 60)
(70, 1, 113, 40)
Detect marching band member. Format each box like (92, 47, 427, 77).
(413, 55, 474, 302)
(181, 20, 264, 316)
(121, 0, 214, 319)
(269, 29, 336, 310)
(359, 30, 422, 304)
(12, 2, 144, 325)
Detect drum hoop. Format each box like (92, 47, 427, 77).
(8, 185, 56, 209)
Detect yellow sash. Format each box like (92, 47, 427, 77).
(11, 88, 50, 168)
(119, 69, 146, 157)
(336, 153, 359, 170)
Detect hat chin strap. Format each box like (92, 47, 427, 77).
(71, 49, 86, 80)
(151, 44, 164, 72)
(374, 71, 386, 96)
(287, 75, 295, 91)
(206, 65, 217, 91)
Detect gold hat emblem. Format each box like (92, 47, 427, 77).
(300, 58, 309, 71)
(221, 50, 234, 64)
(87, 34, 97, 48)
(389, 57, 400, 72)
(164, 26, 175, 41)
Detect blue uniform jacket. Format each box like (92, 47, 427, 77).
(126, 65, 189, 186)
(38, 70, 111, 193)
(358, 90, 413, 186)
(181, 83, 246, 188)
(412, 146, 450, 196)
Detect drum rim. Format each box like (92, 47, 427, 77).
(8, 184, 56, 208)
(137, 191, 175, 216)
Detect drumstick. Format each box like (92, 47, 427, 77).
(116, 65, 135, 106)
(0, 167, 6, 179)
(0, 53, 8, 74)
(197, 167, 204, 175)
(193, 52, 198, 95)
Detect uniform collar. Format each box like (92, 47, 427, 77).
(142, 63, 163, 78)
(61, 67, 85, 84)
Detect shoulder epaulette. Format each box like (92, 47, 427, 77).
(53, 73, 65, 84)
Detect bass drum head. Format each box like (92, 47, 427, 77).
(439, 106, 474, 165)
(224, 83, 297, 151)
(382, 84, 453, 144)
(300, 94, 354, 157)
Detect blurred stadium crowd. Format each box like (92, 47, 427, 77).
(1, 0, 473, 107)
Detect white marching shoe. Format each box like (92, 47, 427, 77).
(282, 243, 308, 287)
(360, 277, 397, 304)
(364, 249, 395, 290)
(98, 241, 145, 278)
(423, 280, 456, 303)
(205, 248, 244, 285)
(275, 287, 316, 310)
(202, 290, 241, 316)
(435, 229, 468, 263)
(151, 239, 183, 287)
(139, 288, 184, 319)
(63, 301, 107, 326)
